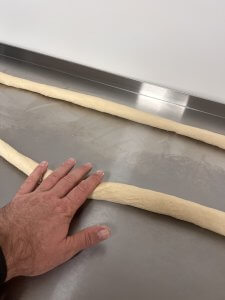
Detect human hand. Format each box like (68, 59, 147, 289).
(0, 159, 110, 281)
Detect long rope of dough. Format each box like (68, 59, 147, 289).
(1, 138, 225, 236)
(0, 72, 225, 150)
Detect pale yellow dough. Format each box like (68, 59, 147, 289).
(1, 138, 225, 236)
(0, 72, 225, 150)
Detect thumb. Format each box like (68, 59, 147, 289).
(65, 225, 111, 257)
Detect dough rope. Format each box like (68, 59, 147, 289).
(0, 72, 225, 150)
(1, 138, 225, 236)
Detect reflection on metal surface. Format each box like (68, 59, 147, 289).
(140, 82, 189, 106)
(136, 94, 186, 122)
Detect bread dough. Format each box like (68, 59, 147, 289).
(0, 72, 225, 150)
(1, 138, 225, 236)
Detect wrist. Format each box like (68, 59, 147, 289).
(0, 206, 18, 281)
(2, 249, 18, 281)
(0, 205, 35, 280)
(0, 247, 7, 283)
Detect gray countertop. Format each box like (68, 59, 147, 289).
(0, 49, 225, 300)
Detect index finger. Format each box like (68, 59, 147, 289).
(17, 161, 48, 195)
(36, 158, 76, 192)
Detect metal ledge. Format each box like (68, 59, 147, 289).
(1, 42, 225, 120)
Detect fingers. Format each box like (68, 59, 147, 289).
(64, 170, 104, 214)
(37, 158, 76, 192)
(65, 225, 111, 257)
(17, 161, 48, 195)
(51, 162, 93, 198)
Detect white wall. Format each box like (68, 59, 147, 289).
(1, 0, 225, 104)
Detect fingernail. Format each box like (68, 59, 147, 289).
(40, 161, 48, 166)
(97, 228, 111, 240)
(96, 170, 104, 176)
(84, 162, 93, 168)
(68, 158, 76, 163)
